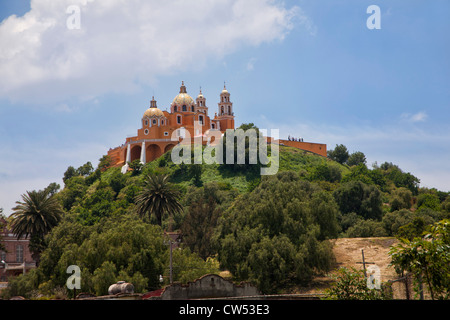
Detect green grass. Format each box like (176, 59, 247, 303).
(127, 144, 348, 194)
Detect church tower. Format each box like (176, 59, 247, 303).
(196, 88, 208, 116)
(217, 83, 235, 130)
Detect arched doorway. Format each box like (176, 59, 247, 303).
(130, 145, 142, 162)
(146, 144, 162, 162)
(164, 144, 176, 154)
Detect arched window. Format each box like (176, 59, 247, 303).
(177, 115, 182, 124)
(174, 106, 178, 112)
(182, 105, 187, 112)
(199, 115, 204, 125)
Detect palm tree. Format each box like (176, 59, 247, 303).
(135, 174, 183, 227)
(10, 189, 63, 264)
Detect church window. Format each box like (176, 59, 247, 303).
(199, 115, 204, 125)
(16, 245, 23, 263)
(145, 120, 148, 126)
(182, 105, 187, 112)
(153, 119, 157, 125)
(174, 106, 177, 112)
(144, 129, 149, 135)
(164, 132, 169, 136)
(177, 115, 182, 124)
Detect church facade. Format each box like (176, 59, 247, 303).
(107, 81, 327, 172)
(107, 82, 235, 172)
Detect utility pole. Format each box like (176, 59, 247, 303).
(169, 240, 173, 284)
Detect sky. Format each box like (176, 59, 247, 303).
(0, 0, 449, 215)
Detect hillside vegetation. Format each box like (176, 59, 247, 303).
(2, 125, 449, 299)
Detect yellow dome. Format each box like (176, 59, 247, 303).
(143, 107, 164, 118)
(172, 81, 195, 108)
(173, 93, 195, 106)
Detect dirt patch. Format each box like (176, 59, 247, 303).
(296, 237, 401, 296)
(330, 237, 399, 283)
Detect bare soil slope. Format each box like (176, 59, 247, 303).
(296, 237, 401, 296)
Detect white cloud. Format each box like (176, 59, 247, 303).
(400, 111, 428, 123)
(246, 57, 257, 71)
(0, 0, 300, 104)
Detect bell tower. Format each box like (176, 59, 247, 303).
(196, 87, 208, 116)
(217, 83, 234, 130)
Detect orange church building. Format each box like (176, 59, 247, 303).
(107, 82, 235, 172)
(107, 81, 326, 172)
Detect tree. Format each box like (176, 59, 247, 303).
(10, 189, 63, 264)
(220, 123, 263, 176)
(92, 261, 117, 296)
(181, 197, 221, 259)
(135, 174, 183, 227)
(379, 162, 420, 195)
(128, 159, 143, 176)
(188, 164, 203, 187)
(333, 181, 383, 221)
(0, 208, 5, 252)
(98, 155, 112, 171)
(328, 144, 349, 164)
(347, 151, 367, 167)
(389, 219, 450, 300)
(390, 187, 413, 212)
(44, 182, 60, 196)
(76, 161, 94, 176)
(417, 193, 440, 211)
(309, 163, 342, 183)
(442, 196, 450, 213)
(63, 166, 77, 183)
(215, 172, 335, 293)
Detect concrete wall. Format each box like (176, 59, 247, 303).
(160, 274, 260, 300)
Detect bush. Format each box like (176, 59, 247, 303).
(324, 267, 392, 300)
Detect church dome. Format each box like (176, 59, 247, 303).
(143, 97, 165, 118)
(173, 93, 195, 106)
(172, 81, 195, 108)
(143, 107, 164, 118)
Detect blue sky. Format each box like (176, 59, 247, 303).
(0, 0, 449, 215)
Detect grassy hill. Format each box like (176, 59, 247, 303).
(3, 140, 449, 299)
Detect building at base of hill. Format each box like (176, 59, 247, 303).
(0, 218, 36, 285)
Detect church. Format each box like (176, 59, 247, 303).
(107, 81, 327, 172)
(107, 82, 236, 172)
